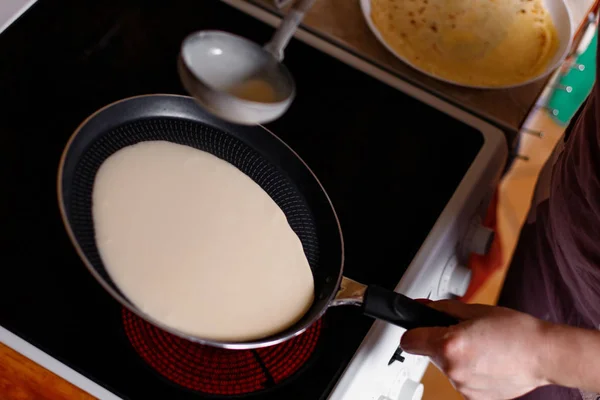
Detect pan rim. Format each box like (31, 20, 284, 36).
(56, 93, 345, 350)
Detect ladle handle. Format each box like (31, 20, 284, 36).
(362, 285, 459, 330)
(264, 0, 317, 61)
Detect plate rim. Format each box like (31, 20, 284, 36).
(358, 0, 574, 89)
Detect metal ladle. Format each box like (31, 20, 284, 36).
(178, 0, 316, 125)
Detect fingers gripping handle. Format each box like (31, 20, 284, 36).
(362, 286, 459, 330)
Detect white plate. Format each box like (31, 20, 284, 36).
(359, 0, 574, 89)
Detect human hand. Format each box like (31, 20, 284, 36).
(400, 300, 550, 400)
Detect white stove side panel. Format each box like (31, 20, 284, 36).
(0, 0, 36, 35)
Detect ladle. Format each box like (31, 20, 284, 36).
(178, 0, 316, 125)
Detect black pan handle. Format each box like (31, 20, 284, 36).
(362, 285, 459, 330)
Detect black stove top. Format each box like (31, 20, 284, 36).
(0, 0, 483, 398)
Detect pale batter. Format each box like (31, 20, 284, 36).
(92, 141, 314, 342)
(229, 78, 278, 103)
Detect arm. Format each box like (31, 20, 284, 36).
(541, 322, 600, 393)
(400, 300, 600, 399)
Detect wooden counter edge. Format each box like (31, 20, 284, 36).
(0, 342, 94, 400)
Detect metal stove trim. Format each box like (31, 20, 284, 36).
(0, 0, 37, 35)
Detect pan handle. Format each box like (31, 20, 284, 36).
(362, 285, 459, 330)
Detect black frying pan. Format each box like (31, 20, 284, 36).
(58, 94, 458, 350)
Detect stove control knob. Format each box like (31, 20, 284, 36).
(448, 264, 472, 297)
(438, 256, 472, 297)
(396, 379, 424, 400)
(467, 224, 495, 256)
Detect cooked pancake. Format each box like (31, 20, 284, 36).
(371, 0, 560, 86)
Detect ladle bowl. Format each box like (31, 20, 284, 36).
(178, 0, 316, 125)
(178, 31, 295, 125)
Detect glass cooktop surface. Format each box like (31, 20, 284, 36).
(0, 0, 483, 398)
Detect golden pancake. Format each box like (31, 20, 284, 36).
(371, 0, 560, 87)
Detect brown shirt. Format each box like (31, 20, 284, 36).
(497, 43, 600, 400)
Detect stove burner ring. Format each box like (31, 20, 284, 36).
(122, 309, 323, 396)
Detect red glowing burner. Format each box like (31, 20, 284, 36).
(122, 309, 322, 396)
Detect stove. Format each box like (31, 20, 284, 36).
(0, 0, 507, 399)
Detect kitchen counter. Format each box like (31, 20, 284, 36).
(245, 0, 596, 135)
(0, 342, 91, 399)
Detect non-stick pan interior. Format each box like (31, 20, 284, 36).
(58, 95, 343, 348)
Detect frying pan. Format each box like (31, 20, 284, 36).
(58, 94, 458, 350)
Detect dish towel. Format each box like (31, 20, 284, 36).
(460, 189, 503, 302)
